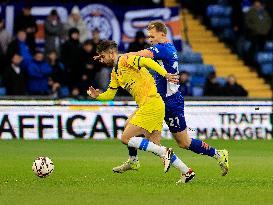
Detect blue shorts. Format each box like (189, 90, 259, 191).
(164, 92, 187, 133)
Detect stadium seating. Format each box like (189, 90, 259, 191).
(0, 87, 7, 96)
(182, 9, 272, 98)
(206, 2, 272, 81)
(255, 50, 273, 76)
(178, 63, 215, 76)
(59, 86, 70, 98)
(190, 75, 206, 87)
(178, 52, 203, 64)
(261, 64, 273, 75)
(192, 86, 204, 96)
(264, 42, 273, 52)
(206, 4, 234, 42)
(216, 77, 227, 86)
(0, 74, 5, 96)
(207, 5, 232, 17)
(209, 17, 231, 28)
(178, 63, 197, 74)
(178, 60, 215, 96)
(196, 64, 215, 76)
(256, 52, 273, 64)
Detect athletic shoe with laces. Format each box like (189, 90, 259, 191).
(217, 149, 229, 176)
(112, 159, 140, 173)
(176, 168, 195, 184)
(163, 148, 174, 173)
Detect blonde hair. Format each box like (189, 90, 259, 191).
(147, 21, 167, 34)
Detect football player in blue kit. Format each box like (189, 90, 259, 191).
(113, 21, 229, 183)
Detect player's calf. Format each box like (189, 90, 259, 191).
(176, 138, 191, 149)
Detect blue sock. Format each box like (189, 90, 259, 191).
(170, 153, 177, 163)
(189, 138, 216, 157)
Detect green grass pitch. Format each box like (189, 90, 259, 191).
(0, 139, 273, 205)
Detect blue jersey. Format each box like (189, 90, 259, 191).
(148, 43, 187, 132)
(147, 43, 179, 99)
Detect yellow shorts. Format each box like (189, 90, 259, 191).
(130, 94, 165, 133)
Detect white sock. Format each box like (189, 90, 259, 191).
(213, 149, 221, 160)
(171, 155, 189, 174)
(128, 137, 166, 157)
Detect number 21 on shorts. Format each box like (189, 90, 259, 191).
(168, 117, 180, 128)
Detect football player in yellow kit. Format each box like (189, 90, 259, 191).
(113, 22, 228, 183)
(87, 40, 191, 179)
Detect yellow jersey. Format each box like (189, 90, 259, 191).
(96, 55, 167, 106)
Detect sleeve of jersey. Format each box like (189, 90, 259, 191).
(127, 55, 167, 77)
(138, 57, 167, 77)
(96, 71, 119, 101)
(146, 45, 162, 59)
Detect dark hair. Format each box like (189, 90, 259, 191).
(17, 29, 26, 34)
(147, 21, 167, 34)
(50, 9, 58, 16)
(23, 4, 32, 10)
(12, 53, 21, 58)
(135, 31, 145, 39)
(96, 40, 118, 53)
(48, 49, 57, 54)
(179, 71, 189, 75)
(83, 39, 93, 46)
(34, 49, 43, 55)
(252, 0, 262, 3)
(68, 27, 80, 37)
(92, 28, 100, 33)
(208, 71, 216, 80)
(227, 74, 236, 79)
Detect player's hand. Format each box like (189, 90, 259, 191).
(87, 86, 101, 98)
(165, 73, 179, 84)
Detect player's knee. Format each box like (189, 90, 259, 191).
(150, 137, 160, 145)
(121, 135, 129, 145)
(124, 119, 129, 129)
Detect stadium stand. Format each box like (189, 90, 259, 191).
(180, 9, 272, 98)
(0, 0, 270, 98)
(206, 4, 235, 42)
(255, 45, 273, 77)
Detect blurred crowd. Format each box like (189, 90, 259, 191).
(0, 5, 154, 98)
(178, 71, 248, 97)
(0, 4, 157, 98)
(0, 3, 254, 98)
(0, 6, 110, 98)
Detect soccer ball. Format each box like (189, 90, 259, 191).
(32, 157, 54, 178)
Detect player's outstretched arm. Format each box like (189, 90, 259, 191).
(126, 49, 154, 58)
(138, 57, 179, 83)
(87, 68, 119, 101)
